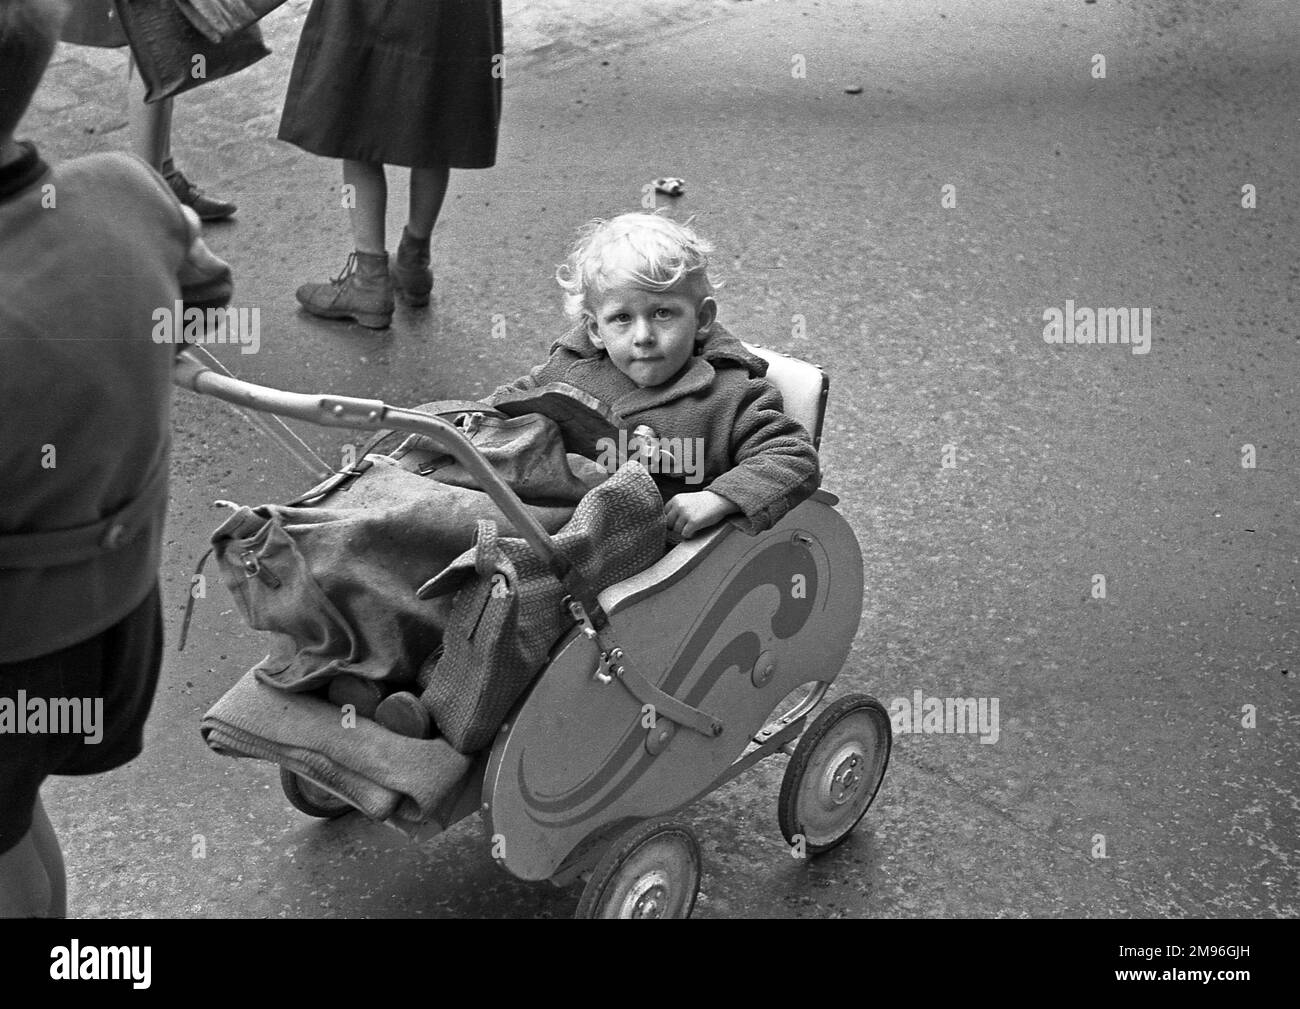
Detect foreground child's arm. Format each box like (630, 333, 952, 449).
(699, 378, 821, 535)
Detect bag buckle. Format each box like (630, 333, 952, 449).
(566, 596, 598, 640)
(594, 646, 624, 686)
(239, 549, 281, 588)
(457, 411, 484, 437)
(566, 596, 618, 684)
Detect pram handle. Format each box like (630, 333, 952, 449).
(173, 350, 565, 573)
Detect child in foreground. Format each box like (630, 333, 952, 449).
(487, 211, 821, 539)
(0, 0, 232, 916)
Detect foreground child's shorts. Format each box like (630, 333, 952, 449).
(0, 584, 163, 854)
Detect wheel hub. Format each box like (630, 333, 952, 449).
(821, 743, 867, 806)
(621, 871, 671, 918)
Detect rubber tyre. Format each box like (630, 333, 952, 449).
(280, 767, 353, 820)
(778, 693, 891, 855)
(575, 818, 702, 919)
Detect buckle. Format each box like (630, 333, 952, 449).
(567, 596, 622, 685)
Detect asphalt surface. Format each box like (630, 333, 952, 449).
(19, 0, 1299, 918)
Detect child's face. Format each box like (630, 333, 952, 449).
(584, 284, 717, 388)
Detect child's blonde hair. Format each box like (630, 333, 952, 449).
(0, 0, 67, 138)
(556, 211, 718, 321)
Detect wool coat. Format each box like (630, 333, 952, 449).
(0, 146, 225, 662)
(486, 322, 821, 534)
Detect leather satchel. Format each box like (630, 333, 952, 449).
(205, 409, 602, 693)
(115, 0, 270, 102)
(173, 0, 290, 43)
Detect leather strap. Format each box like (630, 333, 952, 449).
(609, 651, 724, 738)
(287, 400, 500, 506)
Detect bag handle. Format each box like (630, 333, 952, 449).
(473, 520, 499, 579)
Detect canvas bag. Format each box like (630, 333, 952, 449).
(395, 410, 605, 504)
(208, 411, 595, 693)
(115, 0, 270, 102)
(173, 0, 290, 42)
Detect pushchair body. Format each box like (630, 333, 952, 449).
(179, 344, 890, 918)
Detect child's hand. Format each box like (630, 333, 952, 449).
(664, 490, 738, 539)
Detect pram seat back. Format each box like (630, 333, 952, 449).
(742, 342, 829, 449)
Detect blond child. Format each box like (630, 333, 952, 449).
(487, 212, 820, 539)
(369, 212, 823, 740)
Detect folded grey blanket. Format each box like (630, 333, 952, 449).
(200, 670, 474, 828)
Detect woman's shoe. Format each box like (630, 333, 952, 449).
(162, 159, 236, 222)
(296, 251, 395, 329)
(391, 226, 433, 307)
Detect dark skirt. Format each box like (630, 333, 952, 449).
(277, 0, 503, 170)
(61, 0, 129, 48)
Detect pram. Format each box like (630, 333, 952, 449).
(175, 343, 890, 918)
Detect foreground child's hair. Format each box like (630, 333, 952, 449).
(556, 211, 718, 321)
(0, 0, 67, 138)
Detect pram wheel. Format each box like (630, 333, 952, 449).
(778, 694, 891, 855)
(280, 767, 353, 820)
(574, 818, 702, 919)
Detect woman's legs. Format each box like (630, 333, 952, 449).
(343, 159, 388, 254)
(128, 57, 235, 221)
(407, 165, 450, 241)
(127, 63, 171, 168)
(391, 166, 449, 306)
(295, 160, 394, 328)
(296, 162, 452, 325)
